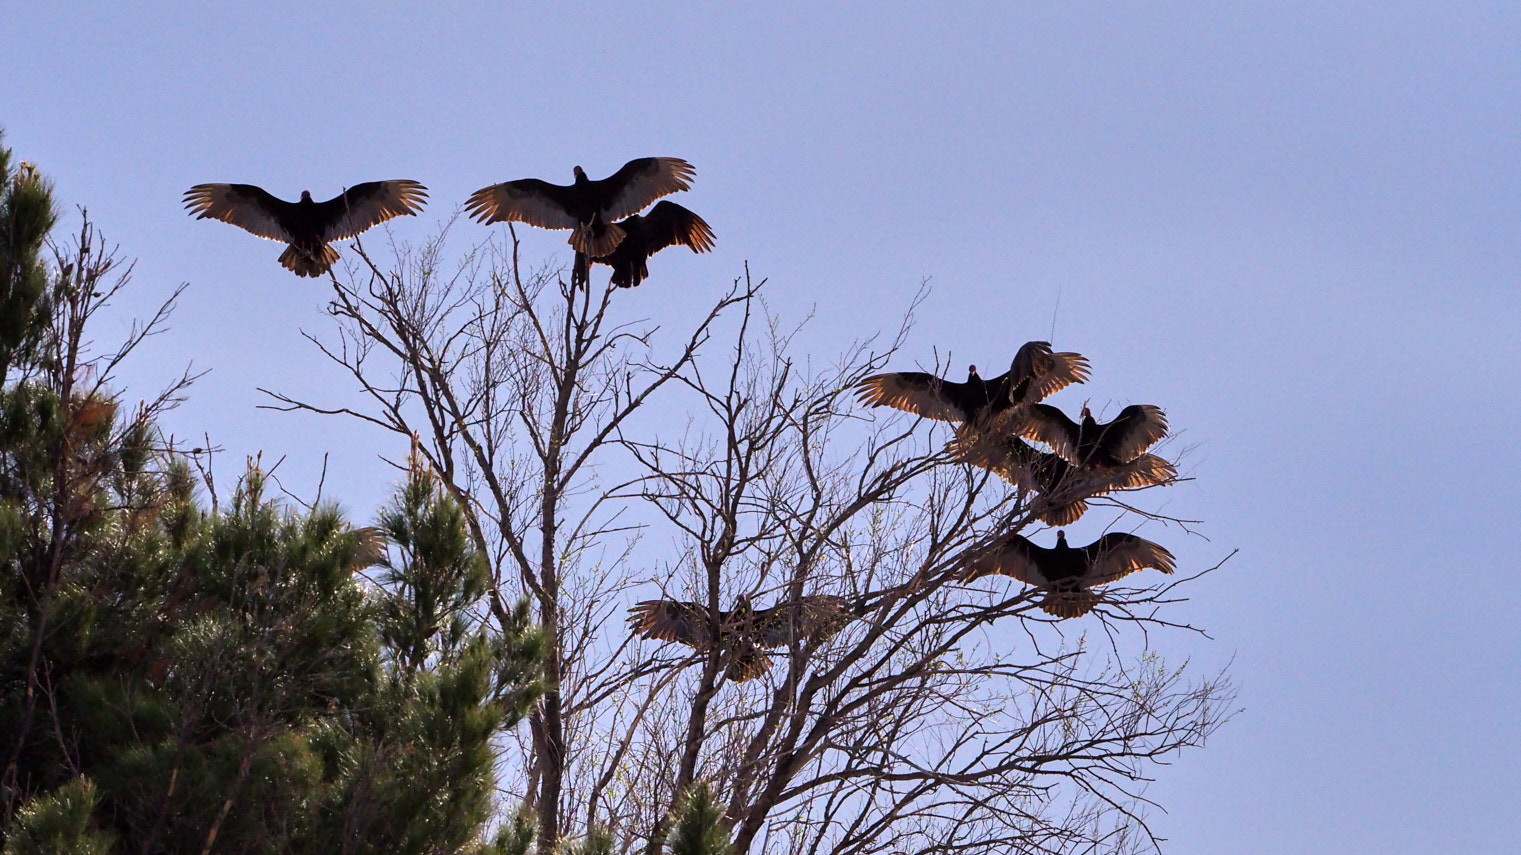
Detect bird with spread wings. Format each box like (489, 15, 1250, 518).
(856, 341, 1090, 428)
(183, 180, 427, 277)
(464, 157, 696, 258)
(962, 530, 1175, 618)
(628, 594, 852, 683)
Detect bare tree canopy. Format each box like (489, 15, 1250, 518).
(265, 220, 1233, 855)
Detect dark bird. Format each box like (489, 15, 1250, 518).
(592, 201, 715, 288)
(1003, 403, 1168, 468)
(962, 530, 1175, 618)
(855, 341, 1090, 427)
(183, 181, 428, 277)
(951, 434, 1177, 525)
(464, 157, 696, 257)
(628, 594, 851, 682)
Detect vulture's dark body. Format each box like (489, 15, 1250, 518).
(183, 180, 427, 277)
(592, 201, 715, 288)
(855, 342, 1091, 427)
(464, 157, 696, 257)
(1013, 404, 1168, 469)
(962, 530, 1175, 618)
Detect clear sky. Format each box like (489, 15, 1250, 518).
(5, 3, 1520, 851)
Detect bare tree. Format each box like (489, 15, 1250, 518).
(268, 222, 1232, 855)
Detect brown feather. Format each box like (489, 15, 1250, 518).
(855, 372, 970, 423)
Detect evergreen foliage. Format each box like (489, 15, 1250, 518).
(666, 784, 732, 855)
(0, 130, 57, 377)
(0, 134, 545, 854)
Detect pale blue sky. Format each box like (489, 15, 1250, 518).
(5, 3, 1520, 851)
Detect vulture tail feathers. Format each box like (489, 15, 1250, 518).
(1035, 499, 1088, 527)
(724, 646, 771, 683)
(1041, 588, 1101, 619)
(280, 244, 339, 278)
(573, 220, 626, 257)
(612, 260, 651, 289)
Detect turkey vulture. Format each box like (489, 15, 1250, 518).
(1003, 404, 1167, 468)
(464, 157, 696, 257)
(951, 433, 1177, 525)
(592, 201, 715, 288)
(855, 342, 1090, 427)
(962, 530, 1175, 618)
(183, 180, 428, 277)
(628, 594, 851, 682)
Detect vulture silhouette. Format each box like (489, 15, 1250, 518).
(962, 530, 1175, 618)
(464, 157, 696, 257)
(1003, 404, 1168, 468)
(591, 201, 715, 288)
(856, 341, 1090, 427)
(628, 594, 851, 683)
(183, 180, 427, 277)
(951, 434, 1176, 526)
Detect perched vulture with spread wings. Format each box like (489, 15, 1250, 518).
(592, 201, 715, 288)
(962, 530, 1175, 618)
(183, 181, 427, 277)
(951, 433, 1177, 526)
(1002, 404, 1168, 468)
(628, 594, 851, 682)
(464, 157, 696, 257)
(855, 342, 1090, 427)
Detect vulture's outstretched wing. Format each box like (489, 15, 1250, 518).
(629, 201, 715, 255)
(1025, 348, 1091, 403)
(1006, 403, 1084, 460)
(463, 178, 582, 228)
(950, 430, 1062, 491)
(961, 533, 1051, 585)
(1104, 453, 1177, 491)
(989, 342, 1092, 404)
(1100, 405, 1169, 463)
(1078, 532, 1176, 586)
(752, 595, 852, 648)
(855, 372, 970, 423)
(953, 434, 1176, 496)
(598, 157, 697, 222)
(316, 180, 428, 241)
(183, 184, 293, 242)
(627, 600, 716, 647)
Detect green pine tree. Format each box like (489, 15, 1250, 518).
(0, 129, 57, 379)
(0, 135, 546, 854)
(666, 783, 733, 855)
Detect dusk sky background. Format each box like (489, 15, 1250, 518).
(5, 3, 1520, 852)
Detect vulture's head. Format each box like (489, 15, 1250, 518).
(1055, 530, 1069, 547)
(967, 365, 980, 381)
(573, 165, 588, 182)
(299, 190, 314, 203)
